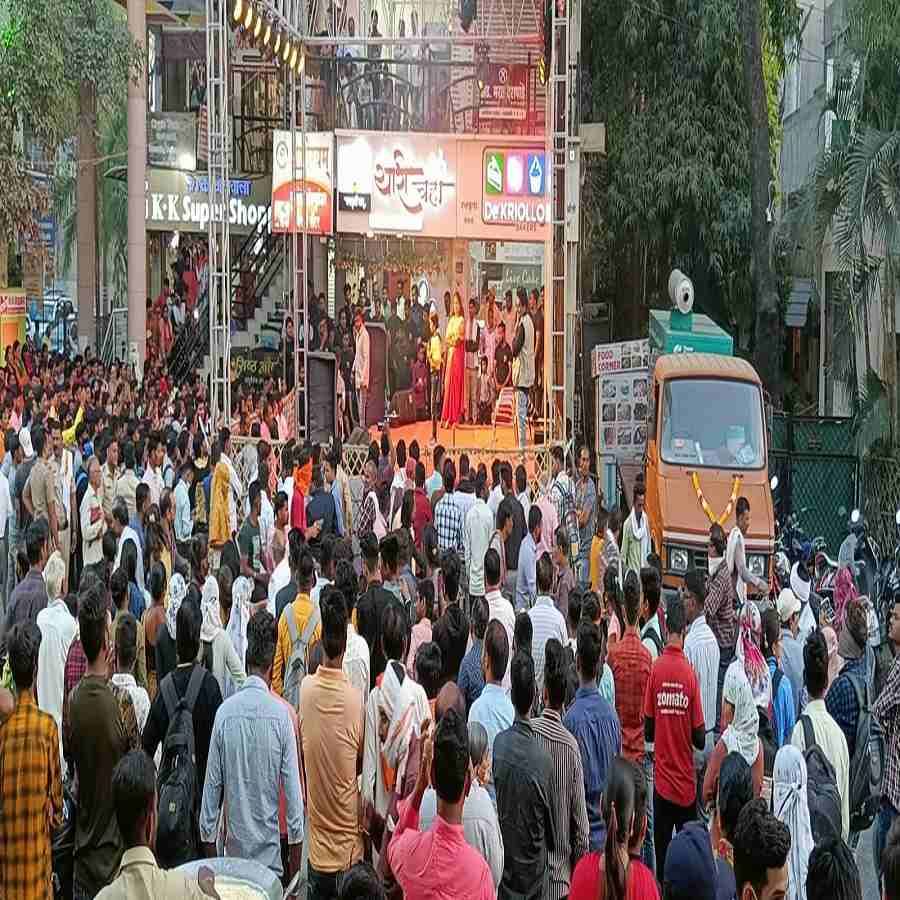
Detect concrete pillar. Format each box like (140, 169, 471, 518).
(127, 0, 147, 374)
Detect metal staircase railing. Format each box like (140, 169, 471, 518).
(166, 217, 285, 384)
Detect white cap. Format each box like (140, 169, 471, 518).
(789, 562, 811, 604)
(19, 429, 34, 460)
(777, 588, 801, 624)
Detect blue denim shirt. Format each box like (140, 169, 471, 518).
(469, 682, 514, 756)
(564, 685, 622, 850)
(199, 675, 304, 875)
(767, 657, 796, 748)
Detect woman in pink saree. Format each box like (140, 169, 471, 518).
(440, 292, 466, 427)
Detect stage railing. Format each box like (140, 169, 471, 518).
(229, 436, 567, 532)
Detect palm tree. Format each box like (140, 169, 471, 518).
(53, 99, 128, 310)
(781, 3, 900, 447)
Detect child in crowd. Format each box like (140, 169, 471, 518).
(477, 355, 495, 424)
(407, 579, 436, 671)
(590, 506, 608, 593)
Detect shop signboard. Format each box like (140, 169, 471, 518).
(456, 140, 550, 241)
(145, 169, 271, 234)
(593, 339, 651, 463)
(478, 63, 528, 121)
(336, 131, 458, 237)
(230, 346, 281, 391)
(148, 112, 197, 170)
(271, 130, 334, 235)
(0, 289, 26, 366)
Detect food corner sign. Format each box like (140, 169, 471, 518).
(145, 169, 272, 234)
(271, 130, 334, 235)
(335, 131, 550, 242)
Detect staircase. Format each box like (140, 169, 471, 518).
(167, 217, 285, 384)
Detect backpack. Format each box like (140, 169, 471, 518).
(551, 479, 581, 566)
(156, 666, 206, 868)
(845, 668, 880, 832)
(643, 624, 663, 657)
(799, 715, 843, 844)
(283, 602, 322, 709)
(757, 707, 777, 777)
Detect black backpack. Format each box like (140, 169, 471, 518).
(156, 666, 206, 868)
(800, 715, 843, 844)
(757, 707, 777, 777)
(845, 668, 880, 832)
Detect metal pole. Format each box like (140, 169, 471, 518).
(301, 61, 309, 442)
(126, 0, 147, 373)
(291, 70, 301, 436)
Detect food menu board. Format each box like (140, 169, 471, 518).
(591, 338, 650, 377)
(593, 340, 650, 462)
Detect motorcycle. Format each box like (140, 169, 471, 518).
(838, 508, 883, 608)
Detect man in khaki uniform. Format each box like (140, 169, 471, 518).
(102, 438, 122, 522)
(23, 425, 59, 554)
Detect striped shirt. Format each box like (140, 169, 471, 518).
(683, 614, 721, 740)
(532, 709, 590, 899)
(528, 596, 568, 700)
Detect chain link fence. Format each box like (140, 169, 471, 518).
(862, 456, 900, 557)
(770, 414, 859, 556)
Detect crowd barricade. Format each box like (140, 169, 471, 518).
(228, 435, 569, 533)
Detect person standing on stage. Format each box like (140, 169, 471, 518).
(464, 298, 482, 425)
(440, 293, 466, 428)
(511, 289, 535, 450)
(353, 310, 371, 431)
(428, 311, 443, 440)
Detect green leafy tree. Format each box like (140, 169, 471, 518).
(54, 102, 128, 302)
(580, 0, 799, 389)
(0, 0, 140, 287)
(782, 0, 900, 444)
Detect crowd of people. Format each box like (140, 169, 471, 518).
(1, 351, 899, 900)
(294, 280, 544, 447)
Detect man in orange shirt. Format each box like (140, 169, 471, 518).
(299, 586, 365, 900)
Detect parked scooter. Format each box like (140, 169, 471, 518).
(838, 509, 882, 608)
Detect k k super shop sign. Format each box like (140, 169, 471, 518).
(145, 169, 272, 234)
(333, 131, 550, 243)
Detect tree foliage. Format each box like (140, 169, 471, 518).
(781, 0, 900, 442)
(54, 101, 129, 300)
(0, 0, 140, 244)
(580, 0, 800, 349)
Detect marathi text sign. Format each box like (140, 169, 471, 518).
(478, 64, 528, 121)
(336, 132, 458, 237)
(148, 112, 197, 170)
(230, 346, 281, 392)
(271, 130, 334, 235)
(145, 169, 271, 234)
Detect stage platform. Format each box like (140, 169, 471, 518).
(367, 418, 523, 452)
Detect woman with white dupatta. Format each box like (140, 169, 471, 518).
(773, 745, 814, 900)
